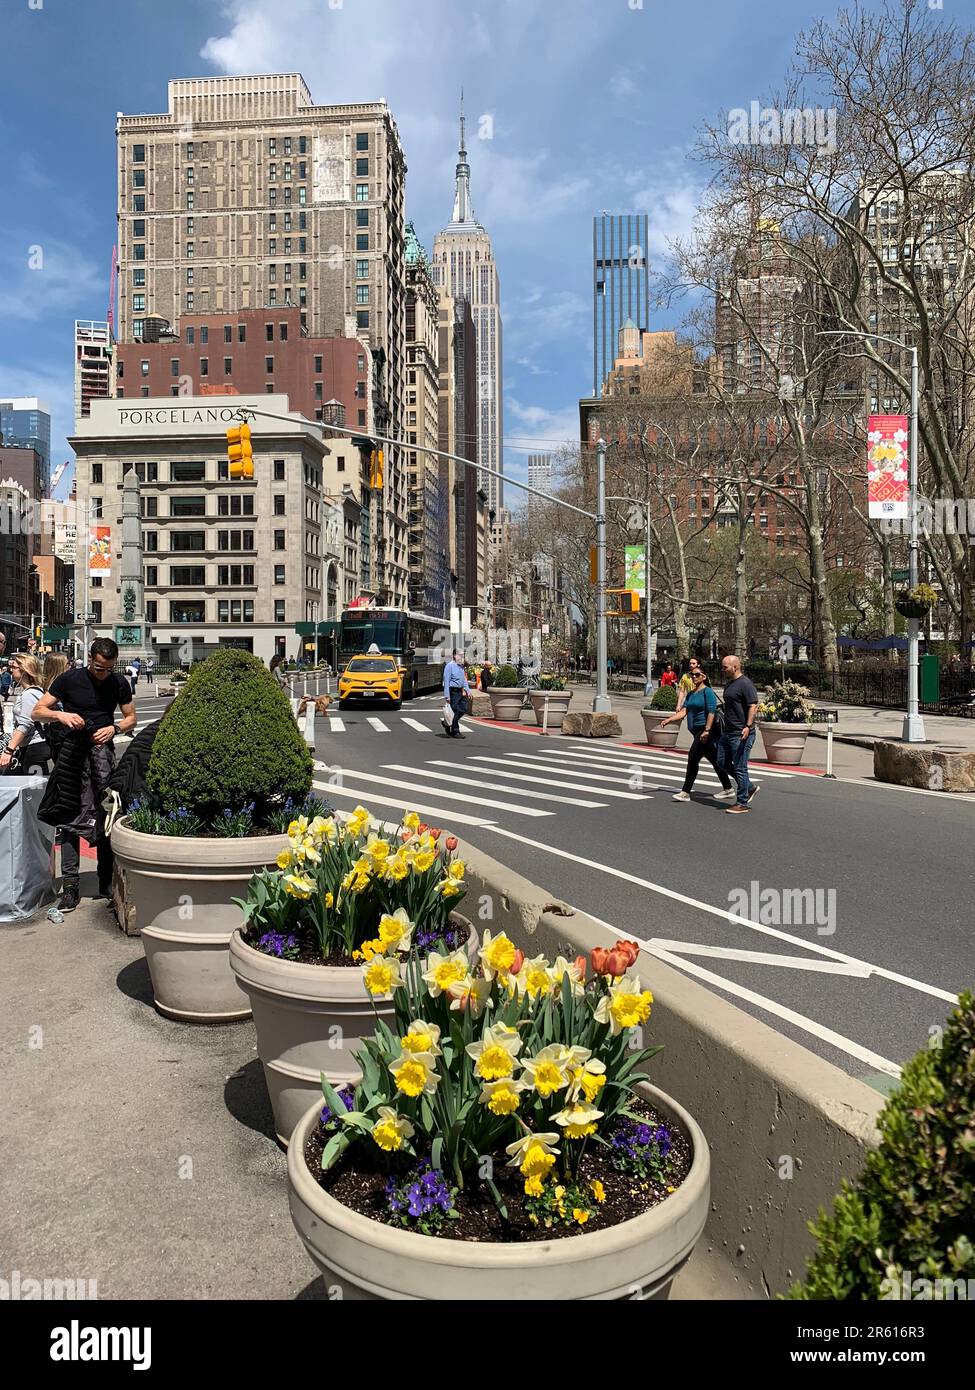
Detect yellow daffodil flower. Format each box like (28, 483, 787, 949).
(465, 1021, 522, 1079)
(511, 954, 554, 1000)
(505, 1131, 561, 1169)
(447, 975, 492, 1017)
(389, 1050, 440, 1098)
(364, 834, 391, 863)
(275, 848, 293, 871)
(377, 908, 414, 953)
(402, 811, 421, 832)
(479, 1078, 526, 1115)
(446, 859, 465, 881)
(282, 872, 315, 899)
(548, 954, 586, 997)
(551, 1100, 604, 1139)
(412, 849, 437, 873)
(386, 853, 410, 881)
(324, 891, 334, 909)
(593, 974, 653, 1035)
(287, 816, 310, 840)
(421, 948, 469, 997)
(478, 928, 517, 981)
(400, 1020, 442, 1056)
(371, 1106, 414, 1153)
(362, 955, 404, 997)
(566, 1058, 607, 1104)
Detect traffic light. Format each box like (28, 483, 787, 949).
(369, 447, 384, 489)
(226, 422, 254, 479)
(620, 590, 641, 614)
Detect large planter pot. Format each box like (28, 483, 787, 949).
(287, 1079, 710, 1301)
(487, 687, 525, 721)
(529, 689, 572, 729)
(641, 709, 680, 748)
(757, 720, 810, 765)
(231, 916, 477, 1147)
(111, 819, 288, 1024)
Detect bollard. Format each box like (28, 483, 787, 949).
(290, 696, 300, 723)
(540, 694, 551, 736)
(825, 710, 836, 779)
(303, 701, 316, 747)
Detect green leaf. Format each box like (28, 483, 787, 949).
(320, 1074, 352, 1117)
(321, 1131, 350, 1171)
(485, 1177, 509, 1221)
(432, 1136, 443, 1171)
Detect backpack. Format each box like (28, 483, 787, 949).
(703, 686, 725, 740)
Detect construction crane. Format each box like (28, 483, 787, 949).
(50, 461, 70, 493)
(107, 245, 117, 336)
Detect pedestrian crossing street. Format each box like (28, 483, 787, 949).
(311, 738, 798, 828)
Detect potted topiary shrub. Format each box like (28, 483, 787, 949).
(756, 678, 814, 765)
(529, 674, 572, 729)
(286, 934, 711, 1300)
(230, 808, 476, 1145)
(789, 990, 974, 1300)
(641, 683, 680, 748)
(487, 663, 524, 721)
(111, 649, 320, 1024)
(895, 582, 938, 622)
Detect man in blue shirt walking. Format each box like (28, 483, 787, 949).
(443, 649, 471, 739)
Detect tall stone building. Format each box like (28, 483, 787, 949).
(432, 110, 503, 519)
(115, 73, 408, 605)
(437, 290, 485, 613)
(405, 224, 449, 615)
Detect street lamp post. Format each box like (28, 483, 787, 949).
(817, 330, 925, 743)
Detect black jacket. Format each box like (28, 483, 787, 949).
(106, 721, 161, 809)
(37, 730, 91, 826)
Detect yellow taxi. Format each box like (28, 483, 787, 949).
(338, 654, 404, 709)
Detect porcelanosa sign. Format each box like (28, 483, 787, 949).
(116, 406, 241, 429)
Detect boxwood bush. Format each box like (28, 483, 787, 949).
(648, 684, 678, 711)
(491, 663, 519, 688)
(146, 649, 314, 823)
(790, 990, 975, 1300)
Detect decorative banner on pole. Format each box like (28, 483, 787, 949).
(624, 544, 646, 595)
(88, 525, 112, 578)
(867, 414, 909, 519)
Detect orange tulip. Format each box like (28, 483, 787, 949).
(510, 949, 525, 975)
(604, 948, 629, 977)
(614, 939, 640, 969)
(445, 835, 459, 852)
(590, 946, 610, 976)
(573, 953, 587, 979)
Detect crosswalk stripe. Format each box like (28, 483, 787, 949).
(382, 763, 608, 808)
(312, 780, 495, 828)
(329, 716, 346, 732)
(459, 757, 651, 799)
(501, 751, 722, 788)
(367, 717, 390, 732)
(549, 746, 795, 780)
(312, 764, 553, 818)
(401, 718, 430, 732)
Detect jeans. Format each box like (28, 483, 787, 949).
(683, 730, 734, 794)
(719, 728, 756, 806)
(60, 807, 114, 894)
(447, 686, 466, 736)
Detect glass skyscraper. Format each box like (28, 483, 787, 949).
(592, 214, 650, 397)
(0, 397, 51, 494)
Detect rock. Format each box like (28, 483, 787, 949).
(298, 695, 333, 717)
(561, 711, 622, 738)
(468, 693, 493, 718)
(873, 740, 975, 793)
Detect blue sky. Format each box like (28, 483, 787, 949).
(1, 0, 829, 500)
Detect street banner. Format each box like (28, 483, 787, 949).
(88, 525, 112, 578)
(55, 521, 78, 562)
(624, 544, 646, 595)
(867, 414, 909, 519)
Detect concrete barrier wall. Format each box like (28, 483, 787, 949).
(457, 837, 885, 1300)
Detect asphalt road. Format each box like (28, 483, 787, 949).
(129, 684, 972, 1090)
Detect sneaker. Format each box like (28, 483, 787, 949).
(58, 884, 80, 913)
(713, 788, 736, 801)
(725, 805, 749, 815)
(748, 783, 760, 802)
(672, 791, 691, 802)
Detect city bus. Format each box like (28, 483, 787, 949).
(337, 606, 447, 699)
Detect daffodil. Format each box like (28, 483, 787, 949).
(548, 954, 586, 996)
(275, 848, 293, 871)
(478, 928, 517, 981)
(362, 955, 404, 997)
(386, 853, 410, 881)
(389, 1049, 440, 1098)
(402, 811, 421, 832)
(552, 1100, 603, 1139)
(520, 1044, 589, 1098)
(364, 834, 391, 863)
(479, 1078, 526, 1115)
(566, 1057, 607, 1104)
(371, 1106, 414, 1153)
(447, 975, 492, 1017)
(400, 1020, 442, 1056)
(421, 947, 469, 997)
(283, 872, 315, 899)
(505, 1131, 560, 1172)
(466, 1021, 522, 1079)
(377, 908, 414, 953)
(287, 816, 310, 839)
(413, 848, 437, 873)
(593, 974, 653, 1035)
(346, 805, 376, 838)
(511, 954, 554, 999)
(324, 891, 334, 909)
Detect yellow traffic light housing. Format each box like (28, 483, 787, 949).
(369, 447, 384, 489)
(226, 422, 254, 479)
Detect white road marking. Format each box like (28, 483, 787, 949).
(454, 759, 650, 800)
(550, 746, 795, 779)
(646, 940, 872, 976)
(329, 716, 346, 732)
(367, 717, 390, 732)
(482, 824, 958, 1005)
(312, 780, 494, 827)
(470, 753, 664, 790)
(312, 764, 552, 818)
(382, 763, 608, 808)
(401, 718, 431, 732)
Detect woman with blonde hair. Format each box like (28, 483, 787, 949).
(43, 652, 69, 690)
(0, 653, 52, 774)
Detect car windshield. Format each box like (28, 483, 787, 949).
(347, 658, 397, 673)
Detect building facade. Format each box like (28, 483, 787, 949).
(0, 480, 33, 645)
(75, 322, 116, 423)
(70, 395, 343, 664)
(437, 290, 485, 612)
(405, 225, 449, 616)
(0, 398, 51, 495)
(115, 73, 408, 607)
(432, 113, 503, 518)
(593, 214, 650, 397)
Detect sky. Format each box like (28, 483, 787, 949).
(0, 0, 849, 502)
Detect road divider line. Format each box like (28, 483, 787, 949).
(645, 939, 872, 976)
(312, 763, 552, 818)
(471, 753, 674, 788)
(550, 746, 794, 779)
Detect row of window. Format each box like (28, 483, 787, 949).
(89, 598, 286, 625)
(92, 461, 288, 484)
(131, 133, 369, 161)
(149, 565, 257, 586)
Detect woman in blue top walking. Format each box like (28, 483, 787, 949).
(657, 667, 736, 802)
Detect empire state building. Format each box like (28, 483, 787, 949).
(433, 108, 503, 516)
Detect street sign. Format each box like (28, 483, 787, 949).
(891, 568, 910, 582)
(42, 626, 69, 642)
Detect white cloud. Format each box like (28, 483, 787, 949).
(0, 238, 102, 323)
(622, 148, 707, 264)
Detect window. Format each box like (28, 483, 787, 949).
(133, 195, 145, 213)
(91, 601, 102, 622)
(274, 565, 285, 585)
(186, 216, 194, 234)
(268, 138, 277, 154)
(268, 264, 277, 283)
(170, 460, 206, 482)
(186, 167, 194, 185)
(140, 387, 150, 397)
(170, 565, 206, 586)
(355, 259, 369, 279)
(356, 209, 369, 227)
(200, 326, 208, 344)
(356, 285, 369, 304)
(269, 163, 277, 182)
(273, 495, 286, 515)
(284, 137, 292, 155)
(274, 529, 286, 550)
(142, 496, 158, 518)
(186, 191, 194, 210)
(284, 187, 292, 204)
(299, 237, 306, 253)
(279, 322, 288, 340)
(133, 169, 145, 188)
(298, 136, 307, 154)
(217, 495, 254, 517)
(298, 211, 306, 230)
(170, 495, 206, 518)
(266, 382, 274, 392)
(268, 214, 277, 231)
(185, 293, 194, 311)
(170, 358, 180, 377)
(356, 132, 369, 151)
(284, 163, 291, 181)
(146, 567, 157, 586)
(299, 262, 306, 280)
(356, 311, 370, 329)
(217, 530, 254, 552)
(134, 244, 146, 260)
(146, 601, 157, 623)
(140, 359, 150, 377)
(91, 464, 103, 484)
(355, 183, 369, 202)
(315, 381, 323, 399)
(218, 565, 255, 585)
(357, 410, 366, 426)
(170, 601, 205, 623)
(117, 361, 124, 379)
(298, 161, 306, 179)
(185, 142, 194, 158)
(133, 144, 145, 162)
(357, 355, 365, 370)
(273, 460, 285, 480)
(133, 294, 146, 312)
(132, 268, 146, 288)
(284, 211, 292, 230)
(200, 357, 208, 377)
(185, 326, 195, 344)
(356, 158, 369, 177)
(314, 355, 322, 373)
(170, 531, 204, 551)
(222, 324, 231, 343)
(133, 462, 158, 483)
(298, 186, 306, 205)
(355, 380, 366, 398)
(356, 233, 369, 251)
(221, 357, 231, 375)
(185, 241, 194, 258)
(269, 188, 276, 205)
(133, 219, 146, 237)
(265, 356, 274, 373)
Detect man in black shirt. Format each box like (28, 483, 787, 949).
(34, 638, 137, 911)
(718, 654, 760, 814)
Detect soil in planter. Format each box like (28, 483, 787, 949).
(303, 1096, 692, 1244)
(241, 919, 468, 969)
